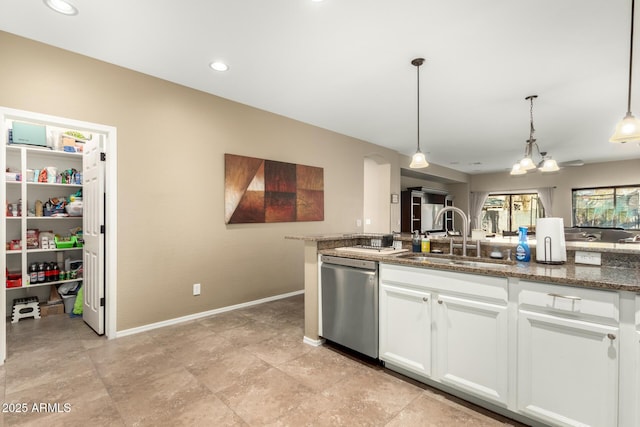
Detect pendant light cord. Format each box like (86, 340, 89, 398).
(529, 96, 535, 141)
(416, 62, 421, 152)
(524, 95, 538, 157)
(627, 0, 635, 114)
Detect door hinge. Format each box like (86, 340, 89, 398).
(100, 152, 106, 161)
(100, 225, 105, 234)
(100, 297, 105, 307)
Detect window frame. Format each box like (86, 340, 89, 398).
(572, 184, 640, 230)
(482, 193, 543, 233)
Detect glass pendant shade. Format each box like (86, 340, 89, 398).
(510, 163, 526, 175)
(609, 112, 640, 143)
(410, 151, 429, 168)
(539, 158, 559, 172)
(519, 156, 536, 170)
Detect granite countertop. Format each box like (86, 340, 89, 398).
(286, 232, 640, 255)
(285, 233, 382, 242)
(319, 248, 640, 293)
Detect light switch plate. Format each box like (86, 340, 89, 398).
(575, 251, 601, 266)
(193, 283, 201, 295)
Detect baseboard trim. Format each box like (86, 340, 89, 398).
(303, 336, 325, 346)
(115, 289, 304, 338)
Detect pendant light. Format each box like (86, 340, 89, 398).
(610, 0, 640, 143)
(511, 95, 539, 174)
(510, 95, 559, 175)
(539, 156, 560, 172)
(409, 58, 429, 168)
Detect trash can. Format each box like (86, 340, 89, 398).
(62, 294, 77, 314)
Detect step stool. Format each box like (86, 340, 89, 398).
(11, 296, 41, 323)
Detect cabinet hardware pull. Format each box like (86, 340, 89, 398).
(547, 293, 581, 301)
(607, 333, 616, 340)
(438, 300, 443, 304)
(422, 297, 428, 302)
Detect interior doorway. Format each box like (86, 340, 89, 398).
(363, 156, 391, 233)
(0, 107, 118, 364)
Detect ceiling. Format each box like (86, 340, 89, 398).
(2, 0, 640, 174)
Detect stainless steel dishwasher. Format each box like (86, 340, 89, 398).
(320, 255, 378, 358)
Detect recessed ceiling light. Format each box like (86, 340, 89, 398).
(209, 61, 229, 72)
(43, 0, 78, 15)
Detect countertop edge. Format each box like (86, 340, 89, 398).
(318, 249, 640, 293)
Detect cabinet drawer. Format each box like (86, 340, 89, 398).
(380, 263, 507, 304)
(518, 280, 619, 323)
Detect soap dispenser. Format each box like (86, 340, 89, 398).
(421, 234, 431, 253)
(515, 226, 531, 262)
(412, 231, 421, 252)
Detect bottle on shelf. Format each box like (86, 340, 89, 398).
(52, 263, 59, 281)
(37, 262, 45, 283)
(29, 263, 38, 284)
(45, 263, 52, 282)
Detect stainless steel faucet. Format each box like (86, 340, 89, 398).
(435, 206, 470, 257)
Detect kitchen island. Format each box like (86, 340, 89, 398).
(286, 233, 640, 343)
(286, 233, 640, 427)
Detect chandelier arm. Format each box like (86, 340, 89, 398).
(532, 141, 541, 159)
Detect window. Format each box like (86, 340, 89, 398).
(481, 193, 542, 233)
(572, 186, 640, 230)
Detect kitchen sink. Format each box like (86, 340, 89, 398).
(398, 253, 512, 268)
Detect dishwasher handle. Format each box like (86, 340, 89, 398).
(321, 255, 378, 271)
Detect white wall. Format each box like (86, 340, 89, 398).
(363, 156, 391, 233)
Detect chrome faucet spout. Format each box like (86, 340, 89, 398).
(435, 206, 470, 257)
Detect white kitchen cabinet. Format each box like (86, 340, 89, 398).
(517, 280, 620, 427)
(636, 330, 640, 427)
(435, 292, 508, 406)
(379, 281, 432, 376)
(379, 264, 508, 405)
(636, 294, 640, 427)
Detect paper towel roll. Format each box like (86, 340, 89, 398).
(536, 217, 566, 263)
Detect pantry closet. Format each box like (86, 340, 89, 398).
(0, 107, 118, 363)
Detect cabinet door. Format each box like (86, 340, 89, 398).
(379, 282, 431, 377)
(518, 309, 619, 427)
(637, 331, 640, 427)
(435, 294, 508, 406)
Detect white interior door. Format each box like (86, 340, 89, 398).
(82, 134, 105, 334)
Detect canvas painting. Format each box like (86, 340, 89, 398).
(224, 154, 324, 224)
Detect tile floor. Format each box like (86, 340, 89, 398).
(1, 294, 525, 426)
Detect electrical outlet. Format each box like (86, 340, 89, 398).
(356, 219, 362, 227)
(193, 283, 201, 296)
(575, 251, 601, 266)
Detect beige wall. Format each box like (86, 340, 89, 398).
(470, 159, 640, 225)
(363, 157, 392, 233)
(0, 32, 403, 330)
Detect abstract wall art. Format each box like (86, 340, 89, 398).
(224, 154, 324, 224)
